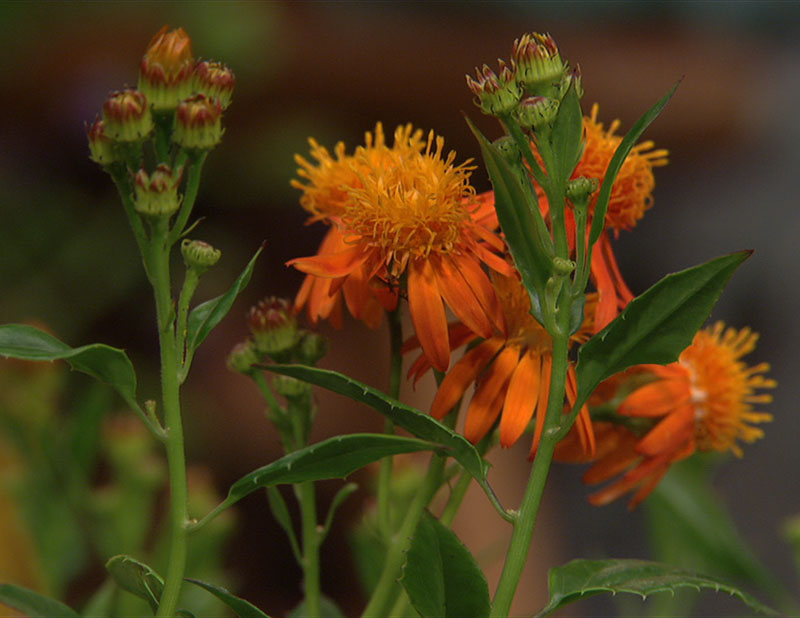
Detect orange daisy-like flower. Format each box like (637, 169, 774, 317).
(563, 322, 775, 509)
(409, 271, 597, 457)
(288, 125, 512, 371)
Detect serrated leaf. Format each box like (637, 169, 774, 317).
(575, 251, 750, 409)
(0, 583, 80, 618)
(401, 510, 490, 618)
(105, 554, 164, 614)
(197, 434, 439, 526)
(549, 80, 584, 187)
(0, 324, 140, 413)
(466, 116, 553, 305)
(589, 82, 679, 247)
(535, 558, 774, 617)
(186, 245, 262, 356)
(266, 364, 488, 483)
(185, 578, 273, 618)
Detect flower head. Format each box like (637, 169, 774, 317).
(173, 94, 223, 150)
(102, 89, 153, 142)
(573, 322, 775, 509)
(466, 60, 522, 116)
(289, 125, 511, 371)
(193, 60, 236, 109)
(86, 115, 116, 166)
(138, 26, 194, 110)
(134, 164, 183, 217)
(511, 33, 565, 95)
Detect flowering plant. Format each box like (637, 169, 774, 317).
(0, 25, 792, 618)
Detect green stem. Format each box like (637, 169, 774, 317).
(298, 481, 321, 618)
(109, 165, 151, 278)
(439, 470, 473, 527)
(176, 267, 201, 376)
(362, 455, 445, 618)
(149, 220, 190, 618)
(490, 330, 570, 618)
(378, 306, 403, 540)
(168, 151, 208, 246)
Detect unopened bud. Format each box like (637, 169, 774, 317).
(182, 239, 221, 272)
(466, 60, 521, 116)
(173, 94, 223, 150)
(138, 26, 195, 111)
(86, 115, 117, 166)
(273, 375, 310, 399)
(227, 339, 260, 374)
(492, 136, 521, 166)
(248, 297, 301, 359)
(512, 33, 566, 95)
(558, 66, 584, 101)
(134, 164, 183, 217)
(553, 257, 576, 276)
(297, 332, 328, 365)
(102, 89, 153, 142)
(515, 96, 559, 131)
(193, 60, 235, 109)
(566, 177, 599, 204)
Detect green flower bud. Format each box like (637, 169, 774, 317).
(511, 33, 566, 96)
(566, 176, 599, 204)
(193, 60, 235, 110)
(138, 26, 195, 112)
(86, 115, 117, 166)
(297, 332, 328, 365)
(102, 89, 153, 142)
(248, 297, 301, 360)
(273, 375, 310, 399)
(134, 164, 183, 218)
(492, 136, 521, 166)
(182, 239, 221, 273)
(515, 96, 559, 132)
(173, 94, 223, 150)
(466, 60, 521, 117)
(226, 339, 260, 374)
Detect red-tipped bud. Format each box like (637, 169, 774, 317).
(466, 60, 521, 116)
(134, 164, 183, 217)
(247, 297, 301, 359)
(558, 65, 584, 100)
(512, 32, 566, 95)
(102, 89, 153, 142)
(173, 94, 223, 150)
(193, 60, 235, 109)
(138, 26, 195, 111)
(181, 239, 221, 272)
(515, 95, 560, 131)
(86, 115, 117, 165)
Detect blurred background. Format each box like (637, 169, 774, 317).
(1, 1, 798, 616)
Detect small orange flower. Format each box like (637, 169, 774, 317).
(573, 322, 775, 509)
(409, 271, 597, 457)
(289, 125, 512, 371)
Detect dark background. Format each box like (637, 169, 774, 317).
(1, 2, 798, 616)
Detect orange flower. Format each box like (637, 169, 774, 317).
(570, 322, 775, 509)
(409, 271, 597, 457)
(289, 125, 511, 371)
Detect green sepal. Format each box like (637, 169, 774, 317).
(534, 558, 775, 617)
(573, 250, 750, 413)
(0, 583, 80, 618)
(401, 510, 490, 618)
(185, 578, 274, 618)
(105, 554, 164, 614)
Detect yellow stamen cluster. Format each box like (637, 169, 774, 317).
(680, 322, 775, 456)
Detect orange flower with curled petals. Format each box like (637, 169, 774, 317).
(407, 271, 597, 457)
(558, 322, 775, 509)
(289, 125, 512, 371)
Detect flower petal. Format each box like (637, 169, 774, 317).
(433, 254, 495, 339)
(408, 258, 450, 372)
(619, 378, 690, 418)
(635, 404, 695, 457)
(528, 356, 552, 457)
(499, 350, 541, 448)
(464, 346, 519, 443)
(287, 245, 369, 278)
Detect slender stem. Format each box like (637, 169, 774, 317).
(109, 166, 151, 278)
(176, 267, 200, 375)
(378, 306, 403, 540)
(490, 330, 570, 618)
(168, 151, 208, 246)
(251, 371, 285, 422)
(149, 219, 190, 618)
(298, 481, 321, 618)
(439, 470, 473, 528)
(361, 455, 445, 618)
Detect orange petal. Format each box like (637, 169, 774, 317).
(472, 241, 516, 276)
(408, 258, 450, 372)
(528, 356, 552, 457)
(287, 245, 369, 278)
(499, 350, 541, 448)
(636, 405, 695, 457)
(619, 378, 690, 418)
(451, 252, 506, 335)
(588, 454, 669, 507)
(464, 346, 519, 443)
(566, 366, 596, 457)
(433, 254, 494, 339)
(431, 338, 504, 420)
(599, 232, 634, 306)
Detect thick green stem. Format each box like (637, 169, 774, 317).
(149, 221, 190, 618)
(490, 330, 570, 618)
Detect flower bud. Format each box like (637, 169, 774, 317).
(86, 115, 117, 166)
(227, 339, 260, 374)
(134, 164, 183, 217)
(512, 33, 566, 95)
(138, 26, 194, 111)
(515, 96, 559, 131)
(492, 136, 521, 166)
(102, 89, 153, 142)
(558, 66, 584, 101)
(273, 375, 310, 399)
(297, 332, 328, 365)
(173, 94, 223, 150)
(553, 257, 576, 276)
(248, 297, 301, 359)
(193, 60, 236, 109)
(566, 176, 599, 204)
(181, 239, 221, 272)
(466, 60, 521, 117)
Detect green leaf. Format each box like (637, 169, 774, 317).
(535, 559, 775, 617)
(466, 116, 553, 304)
(0, 324, 142, 415)
(105, 554, 164, 614)
(549, 80, 584, 187)
(185, 579, 273, 618)
(186, 245, 263, 357)
(265, 364, 488, 483)
(575, 251, 750, 409)
(589, 82, 679, 247)
(0, 583, 80, 618)
(401, 510, 490, 618)
(266, 486, 302, 563)
(196, 434, 440, 527)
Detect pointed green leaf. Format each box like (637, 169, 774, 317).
(186, 245, 263, 356)
(575, 251, 750, 409)
(266, 364, 488, 483)
(535, 558, 775, 617)
(549, 80, 584, 186)
(401, 510, 490, 618)
(195, 433, 440, 528)
(266, 486, 302, 563)
(0, 324, 141, 414)
(0, 584, 80, 618)
(185, 579, 273, 618)
(466, 116, 553, 303)
(105, 554, 164, 614)
(589, 82, 679, 247)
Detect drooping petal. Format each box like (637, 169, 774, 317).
(499, 350, 541, 448)
(287, 244, 369, 278)
(528, 355, 552, 457)
(408, 257, 450, 372)
(464, 346, 520, 443)
(450, 252, 507, 335)
(619, 377, 691, 418)
(567, 367, 596, 458)
(433, 254, 495, 339)
(635, 404, 695, 457)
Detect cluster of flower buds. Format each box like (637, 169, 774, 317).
(87, 26, 235, 169)
(466, 32, 579, 131)
(228, 297, 328, 373)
